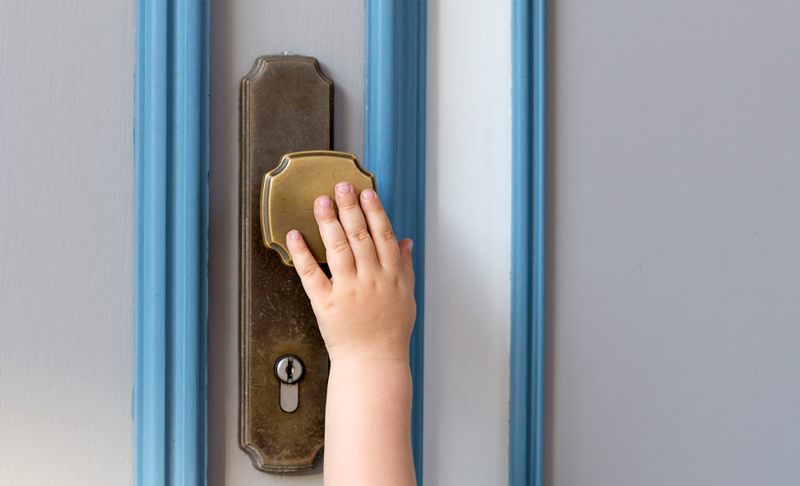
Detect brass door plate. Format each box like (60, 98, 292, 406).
(239, 55, 332, 473)
(261, 151, 375, 265)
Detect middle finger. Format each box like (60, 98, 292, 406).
(334, 181, 379, 272)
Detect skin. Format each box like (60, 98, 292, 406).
(285, 181, 417, 486)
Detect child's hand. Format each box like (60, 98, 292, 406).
(285, 181, 416, 364)
(287, 181, 418, 485)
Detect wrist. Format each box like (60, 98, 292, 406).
(329, 352, 411, 368)
(328, 358, 413, 409)
(327, 357, 413, 411)
(328, 354, 413, 381)
(326, 339, 411, 366)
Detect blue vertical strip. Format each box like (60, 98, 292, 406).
(136, 0, 168, 483)
(135, 0, 209, 485)
(509, 0, 546, 485)
(365, 0, 427, 483)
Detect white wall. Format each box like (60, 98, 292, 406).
(548, 1, 800, 485)
(208, 1, 364, 484)
(425, 1, 511, 485)
(0, 1, 135, 485)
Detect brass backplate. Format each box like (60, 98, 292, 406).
(239, 55, 331, 473)
(261, 151, 376, 265)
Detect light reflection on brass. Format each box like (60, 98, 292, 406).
(260, 151, 376, 265)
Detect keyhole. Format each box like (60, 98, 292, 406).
(286, 357, 295, 382)
(274, 355, 305, 413)
(275, 354, 304, 385)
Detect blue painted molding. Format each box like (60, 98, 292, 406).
(135, 0, 209, 485)
(509, 0, 547, 485)
(365, 0, 427, 482)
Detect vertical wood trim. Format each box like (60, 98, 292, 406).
(365, 0, 427, 483)
(509, 0, 547, 485)
(135, 0, 210, 484)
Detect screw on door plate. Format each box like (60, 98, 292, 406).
(275, 355, 305, 413)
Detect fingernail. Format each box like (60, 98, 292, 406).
(335, 182, 351, 194)
(361, 188, 375, 200)
(407, 240, 414, 252)
(288, 230, 301, 240)
(318, 195, 331, 208)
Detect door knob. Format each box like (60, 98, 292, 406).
(260, 150, 375, 265)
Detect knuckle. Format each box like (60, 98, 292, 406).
(299, 262, 320, 279)
(347, 228, 371, 243)
(318, 211, 338, 223)
(363, 201, 383, 212)
(377, 226, 396, 242)
(338, 197, 359, 211)
(329, 237, 351, 254)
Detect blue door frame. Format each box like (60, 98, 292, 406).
(509, 0, 548, 485)
(133, 0, 209, 486)
(134, 0, 209, 485)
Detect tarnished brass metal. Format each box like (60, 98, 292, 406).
(239, 55, 331, 473)
(261, 151, 375, 265)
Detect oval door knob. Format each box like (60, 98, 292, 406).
(260, 150, 376, 265)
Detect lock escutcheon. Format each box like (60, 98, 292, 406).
(240, 54, 340, 473)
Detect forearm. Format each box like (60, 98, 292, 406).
(324, 358, 416, 486)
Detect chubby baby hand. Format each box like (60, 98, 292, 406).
(286, 182, 415, 364)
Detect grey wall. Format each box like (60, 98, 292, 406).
(0, 1, 135, 485)
(547, 1, 800, 485)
